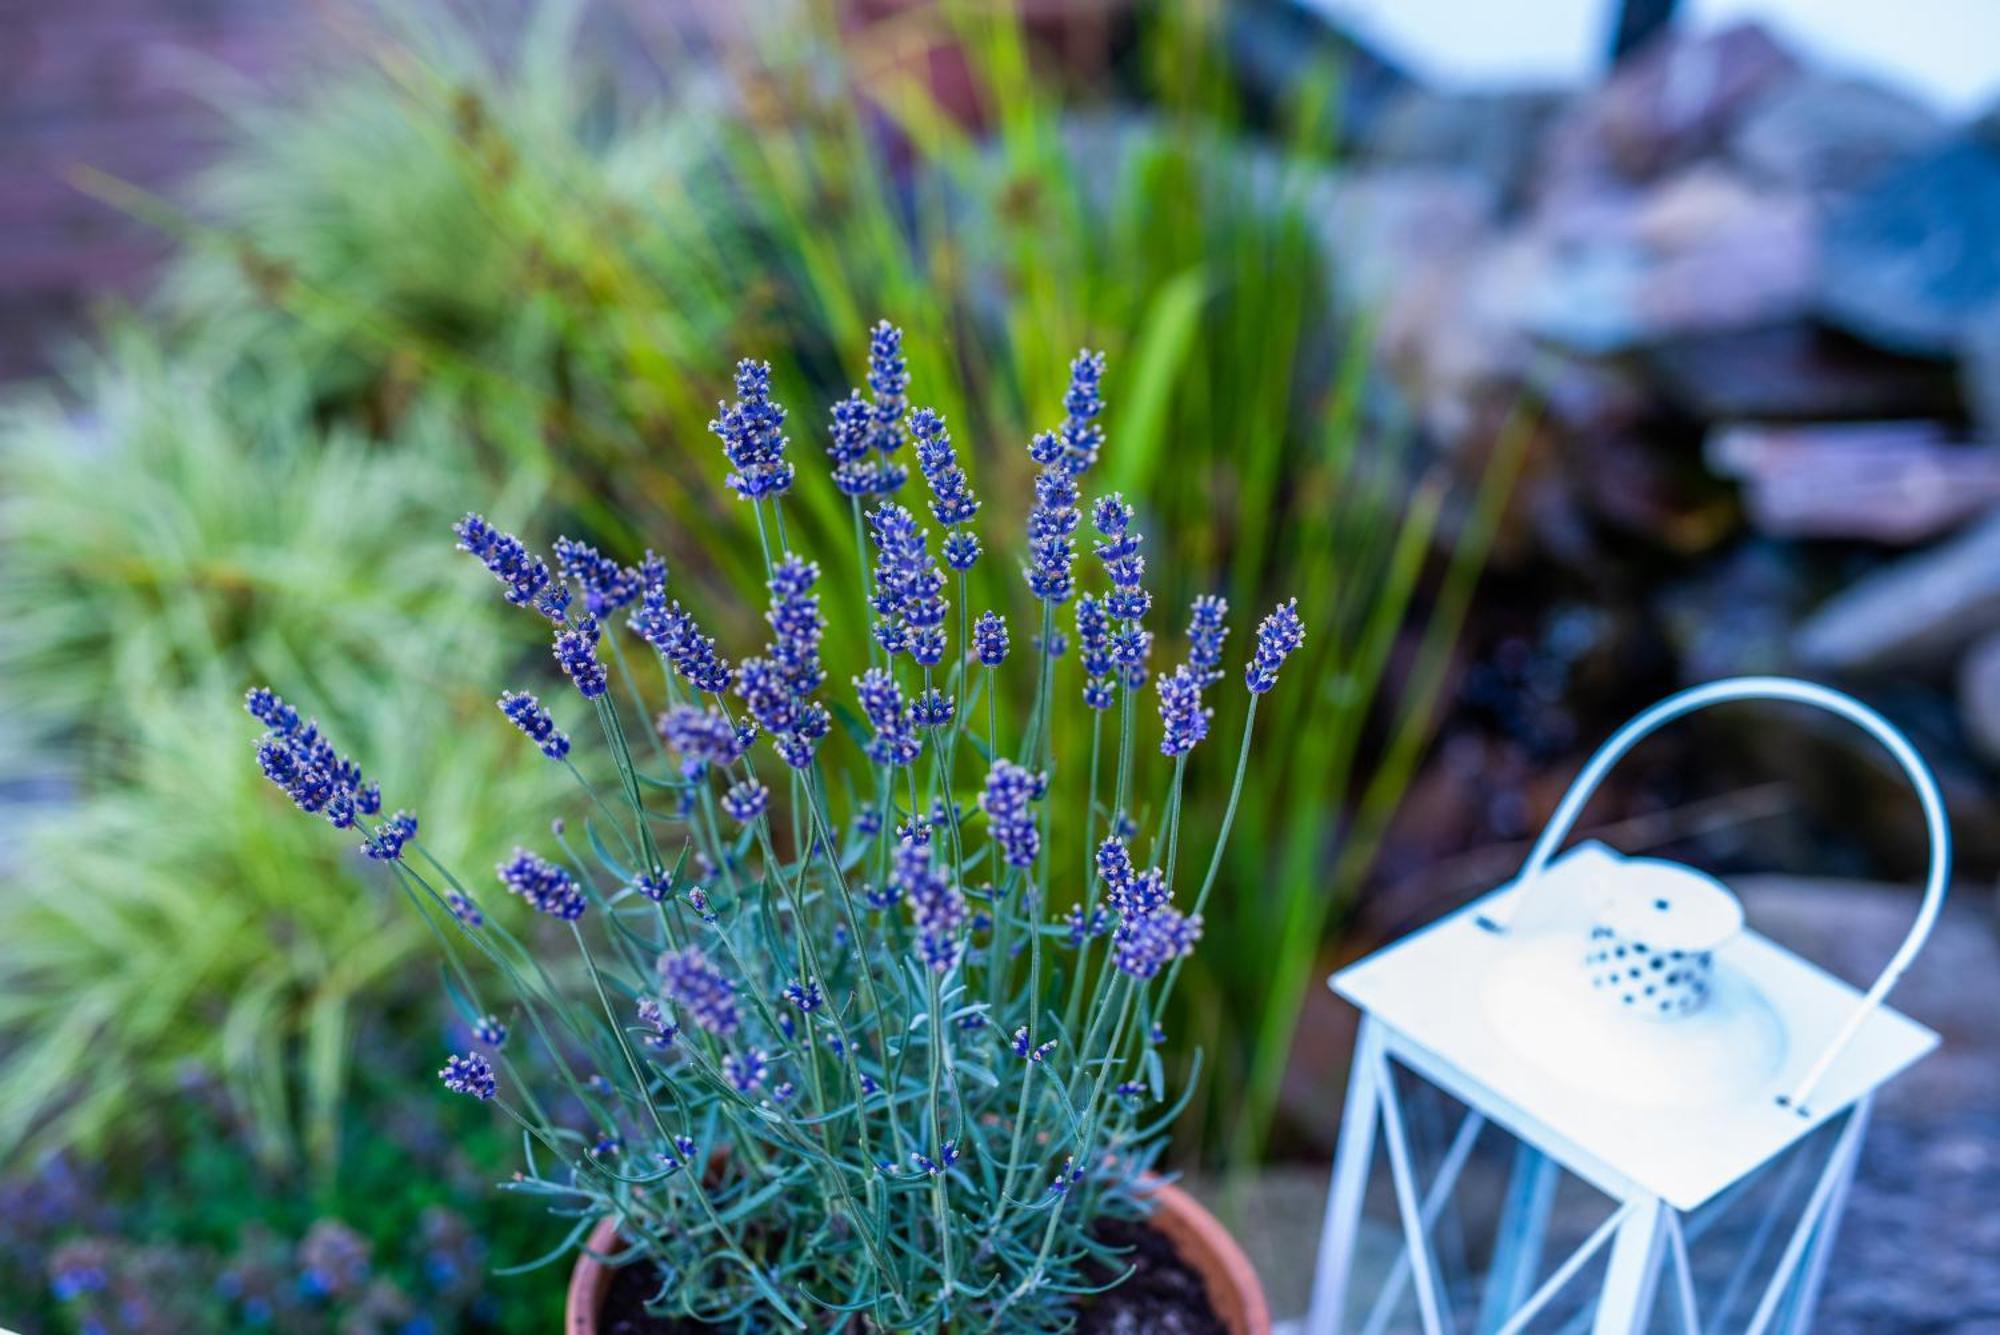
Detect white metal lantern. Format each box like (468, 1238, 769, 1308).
(1304, 677, 1948, 1335)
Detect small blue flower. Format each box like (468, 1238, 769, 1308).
(1246, 598, 1305, 694)
(630, 555, 732, 693)
(496, 849, 587, 920)
(244, 687, 299, 734)
(471, 1015, 508, 1048)
(980, 759, 1046, 869)
(894, 838, 967, 973)
(721, 779, 768, 824)
(1010, 1026, 1057, 1063)
(636, 997, 679, 1051)
(366, 811, 418, 862)
(912, 687, 954, 729)
(1187, 595, 1230, 686)
(440, 1053, 496, 1100)
(553, 537, 643, 617)
(709, 360, 794, 501)
(722, 1048, 768, 1093)
(910, 407, 981, 533)
(912, 1139, 960, 1177)
(866, 321, 911, 473)
(855, 668, 922, 766)
(1057, 350, 1106, 477)
(1047, 1155, 1084, 1196)
(782, 978, 824, 1014)
(867, 503, 949, 665)
(498, 691, 570, 760)
(973, 611, 1009, 666)
(657, 946, 740, 1036)
(657, 703, 751, 780)
(445, 891, 484, 927)
(1157, 663, 1212, 757)
(1024, 466, 1079, 605)
(552, 617, 609, 699)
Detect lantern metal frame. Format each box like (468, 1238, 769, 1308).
(1304, 677, 1949, 1334)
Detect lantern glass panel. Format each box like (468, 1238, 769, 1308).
(1649, 1108, 1854, 1333)
(1338, 1056, 1630, 1333)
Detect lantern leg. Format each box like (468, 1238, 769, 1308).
(1478, 1143, 1560, 1334)
(1781, 1094, 1870, 1332)
(1306, 1016, 1387, 1335)
(1747, 1096, 1873, 1335)
(1378, 1042, 1459, 1334)
(1591, 1197, 1667, 1335)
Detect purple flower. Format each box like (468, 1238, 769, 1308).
(440, 1053, 496, 1100)
(637, 997, 680, 1051)
(1156, 664, 1212, 757)
(244, 687, 298, 734)
(471, 1016, 508, 1048)
(1187, 595, 1229, 685)
(629, 556, 731, 693)
(446, 890, 484, 927)
(1112, 903, 1203, 979)
(910, 407, 980, 542)
(553, 537, 643, 617)
(709, 360, 794, 501)
(867, 504, 949, 665)
(497, 849, 587, 920)
(722, 1048, 768, 1093)
(656, 704, 749, 780)
(552, 617, 609, 699)
(912, 687, 954, 729)
(973, 611, 1009, 667)
(498, 691, 569, 761)
(912, 1140, 960, 1177)
(866, 321, 911, 477)
(365, 810, 418, 862)
(782, 978, 824, 1014)
(453, 514, 566, 620)
(855, 668, 921, 766)
(1010, 1026, 1057, 1063)
(1057, 350, 1106, 477)
(1076, 594, 1116, 708)
(736, 555, 829, 768)
(980, 759, 1046, 869)
(1064, 902, 1113, 946)
(721, 779, 768, 824)
(895, 838, 967, 973)
(1048, 1156, 1084, 1196)
(658, 946, 740, 1036)
(1024, 465, 1079, 605)
(1246, 598, 1305, 694)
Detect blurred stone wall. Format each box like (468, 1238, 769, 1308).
(0, 0, 308, 380)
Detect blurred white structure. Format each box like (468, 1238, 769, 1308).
(1311, 0, 2000, 112)
(1304, 677, 1949, 1333)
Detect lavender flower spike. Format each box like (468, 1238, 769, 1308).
(973, 610, 1009, 667)
(866, 320, 911, 474)
(440, 1053, 496, 1101)
(1156, 664, 1213, 757)
(629, 555, 732, 694)
(980, 759, 1047, 869)
(552, 617, 609, 700)
(1057, 350, 1107, 477)
(497, 849, 587, 920)
(909, 407, 980, 569)
(498, 691, 570, 760)
(709, 360, 795, 501)
(855, 668, 922, 767)
(1245, 598, 1305, 694)
(1187, 595, 1230, 686)
(453, 513, 566, 621)
(658, 945, 740, 1036)
(894, 838, 967, 973)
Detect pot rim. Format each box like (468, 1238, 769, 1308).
(565, 1175, 1270, 1333)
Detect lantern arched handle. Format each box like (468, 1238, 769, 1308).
(1483, 676, 1950, 1114)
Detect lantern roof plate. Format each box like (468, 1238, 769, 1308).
(1332, 842, 1937, 1211)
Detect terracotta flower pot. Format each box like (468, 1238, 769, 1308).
(565, 1177, 1270, 1333)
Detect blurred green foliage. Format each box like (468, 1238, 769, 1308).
(0, 329, 562, 1173)
(1, 0, 1510, 1232)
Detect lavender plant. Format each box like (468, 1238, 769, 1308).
(245, 330, 1302, 1330)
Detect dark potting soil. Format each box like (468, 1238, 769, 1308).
(596, 1215, 1227, 1333)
